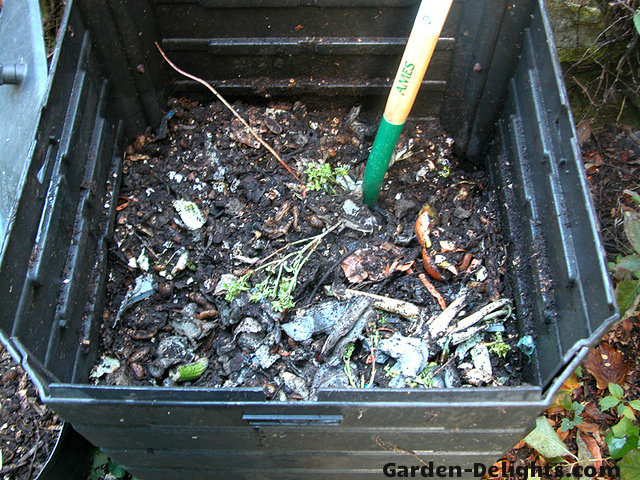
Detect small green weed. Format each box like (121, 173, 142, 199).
(485, 333, 510, 358)
(89, 449, 138, 480)
(224, 273, 251, 302)
(610, 204, 640, 320)
(560, 401, 584, 432)
(304, 162, 348, 192)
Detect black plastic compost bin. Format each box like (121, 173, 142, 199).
(0, 0, 619, 478)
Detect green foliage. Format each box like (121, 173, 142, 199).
(89, 449, 138, 480)
(611, 211, 640, 319)
(304, 162, 348, 192)
(560, 402, 584, 432)
(600, 383, 638, 421)
(343, 343, 357, 387)
(620, 449, 640, 480)
(635, 10, 640, 37)
(224, 273, 251, 302)
(606, 417, 640, 459)
(485, 333, 510, 358)
(235, 223, 339, 312)
(406, 363, 438, 388)
(523, 416, 576, 460)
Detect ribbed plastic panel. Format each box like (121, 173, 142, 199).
(0, 3, 125, 388)
(489, 7, 617, 388)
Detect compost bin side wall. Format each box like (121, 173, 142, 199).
(0, 2, 125, 387)
(487, 0, 618, 389)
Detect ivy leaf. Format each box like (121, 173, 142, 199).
(610, 383, 625, 400)
(634, 10, 640, 36)
(524, 417, 575, 459)
(600, 395, 621, 411)
(630, 400, 640, 410)
(561, 418, 574, 432)
(620, 449, 640, 480)
(624, 211, 640, 255)
(108, 461, 127, 479)
(91, 450, 109, 470)
(607, 418, 640, 459)
(572, 402, 585, 415)
(616, 280, 640, 320)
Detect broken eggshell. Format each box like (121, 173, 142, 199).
(173, 199, 206, 230)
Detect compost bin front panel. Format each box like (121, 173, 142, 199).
(47, 385, 546, 479)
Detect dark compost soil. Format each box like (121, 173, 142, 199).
(94, 99, 528, 399)
(0, 345, 61, 479)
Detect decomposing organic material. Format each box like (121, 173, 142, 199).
(228, 222, 341, 311)
(114, 274, 155, 327)
(156, 43, 301, 182)
(171, 357, 209, 382)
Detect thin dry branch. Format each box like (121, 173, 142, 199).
(155, 42, 302, 182)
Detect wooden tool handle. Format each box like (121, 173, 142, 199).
(384, 0, 454, 124)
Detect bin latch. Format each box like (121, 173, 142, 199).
(0, 63, 27, 85)
(242, 414, 343, 426)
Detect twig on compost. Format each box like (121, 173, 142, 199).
(344, 288, 423, 321)
(155, 43, 302, 183)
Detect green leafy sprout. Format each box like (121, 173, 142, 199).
(560, 401, 584, 432)
(89, 449, 139, 480)
(406, 362, 438, 388)
(226, 222, 341, 311)
(600, 383, 640, 460)
(224, 273, 251, 302)
(485, 333, 511, 358)
(609, 208, 640, 320)
(600, 382, 640, 422)
(343, 342, 357, 388)
(304, 162, 349, 192)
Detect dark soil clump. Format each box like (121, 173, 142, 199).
(94, 99, 528, 399)
(0, 345, 62, 479)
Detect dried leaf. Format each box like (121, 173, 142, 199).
(583, 343, 630, 390)
(561, 374, 581, 392)
(576, 118, 592, 146)
(576, 431, 594, 465)
(576, 422, 600, 433)
(523, 417, 575, 460)
(341, 254, 368, 283)
(578, 432, 603, 469)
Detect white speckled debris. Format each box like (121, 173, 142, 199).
(173, 199, 206, 230)
(378, 333, 430, 377)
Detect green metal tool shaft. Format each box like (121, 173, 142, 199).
(362, 0, 453, 205)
